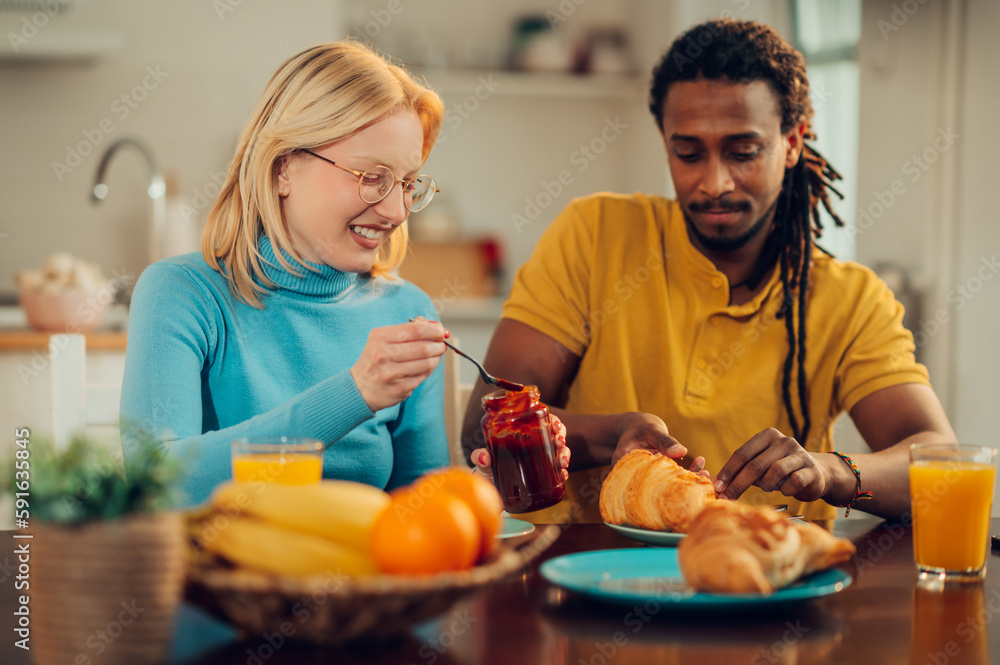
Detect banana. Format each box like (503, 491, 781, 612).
(209, 480, 390, 552)
(193, 513, 378, 577)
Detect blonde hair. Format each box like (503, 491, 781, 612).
(202, 41, 444, 308)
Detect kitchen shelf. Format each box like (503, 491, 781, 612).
(0, 25, 123, 61)
(0, 330, 126, 351)
(415, 69, 646, 100)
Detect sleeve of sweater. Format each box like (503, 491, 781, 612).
(119, 262, 374, 506)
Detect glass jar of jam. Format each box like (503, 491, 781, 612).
(480, 386, 566, 513)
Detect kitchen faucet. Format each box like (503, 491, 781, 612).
(91, 136, 167, 266)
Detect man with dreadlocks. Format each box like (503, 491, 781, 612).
(460, 18, 955, 523)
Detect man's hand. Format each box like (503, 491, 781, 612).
(712, 428, 833, 501)
(614, 412, 708, 477)
(350, 316, 447, 412)
(471, 414, 570, 481)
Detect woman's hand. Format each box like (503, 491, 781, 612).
(471, 414, 570, 481)
(350, 316, 447, 412)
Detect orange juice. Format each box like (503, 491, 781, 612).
(909, 461, 995, 571)
(232, 453, 323, 485)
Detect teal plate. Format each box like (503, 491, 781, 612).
(540, 548, 852, 608)
(498, 517, 536, 539)
(605, 522, 684, 547)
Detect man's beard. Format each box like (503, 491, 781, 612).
(683, 198, 778, 253)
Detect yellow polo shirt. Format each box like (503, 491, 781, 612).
(503, 193, 929, 522)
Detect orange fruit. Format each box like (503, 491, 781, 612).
(370, 487, 479, 575)
(417, 468, 503, 561)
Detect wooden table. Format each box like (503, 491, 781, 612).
(3, 519, 999, 664)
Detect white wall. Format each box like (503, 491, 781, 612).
(0, 0, 798, 298)
(857, 0, 1000, 514)
(0, 0, 340, 294)
(952, 0, 1000, 449)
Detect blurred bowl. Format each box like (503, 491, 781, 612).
(19, 288, 111, 333)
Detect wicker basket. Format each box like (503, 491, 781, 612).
(30, 512, 187, 665)
(185, 524, 560, 646)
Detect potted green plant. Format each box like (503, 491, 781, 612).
(2, 431, 186, 665)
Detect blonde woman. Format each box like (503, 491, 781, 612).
(121, 42, 450, 505)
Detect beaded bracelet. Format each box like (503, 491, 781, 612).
(828, 451, 874, 517)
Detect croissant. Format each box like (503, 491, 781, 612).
(599, 450, 717, 533)
(678, 501, 856, 594)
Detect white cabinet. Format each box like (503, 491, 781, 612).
(0, 337, 125, 459)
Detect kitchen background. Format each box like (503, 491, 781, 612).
(0, 0, 997, 512)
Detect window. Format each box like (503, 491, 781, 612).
(791, 0, 861, 261)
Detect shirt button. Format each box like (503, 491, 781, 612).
(712, 277, 723, 288)
(696, 359, 707, 369)
(710, 316, 719, 326)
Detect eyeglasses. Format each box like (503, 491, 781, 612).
(301, 149, 439, 213)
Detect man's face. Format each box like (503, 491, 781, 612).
(659, 78, 803, 256)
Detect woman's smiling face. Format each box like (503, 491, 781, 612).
(277, 110, 424, 273)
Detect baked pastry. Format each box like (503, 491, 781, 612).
(599, 449, 717, 533)
(677, 500, 856, 594)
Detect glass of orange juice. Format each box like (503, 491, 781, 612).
(909, 443, 997, 584)
(231, 437, 324, 485)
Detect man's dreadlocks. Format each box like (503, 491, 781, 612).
(649, 18, 845, 445)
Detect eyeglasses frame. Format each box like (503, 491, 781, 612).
(300, 149, 439, 212)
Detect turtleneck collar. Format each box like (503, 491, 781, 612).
(257, 236, 359, 298)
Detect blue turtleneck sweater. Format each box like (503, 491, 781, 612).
(120, 237, 447, 506)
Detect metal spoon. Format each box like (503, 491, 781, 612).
(409, 316, 525, 391)
(443, 340, 525, 392)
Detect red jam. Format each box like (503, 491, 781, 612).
(480, 386, 566, 514)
